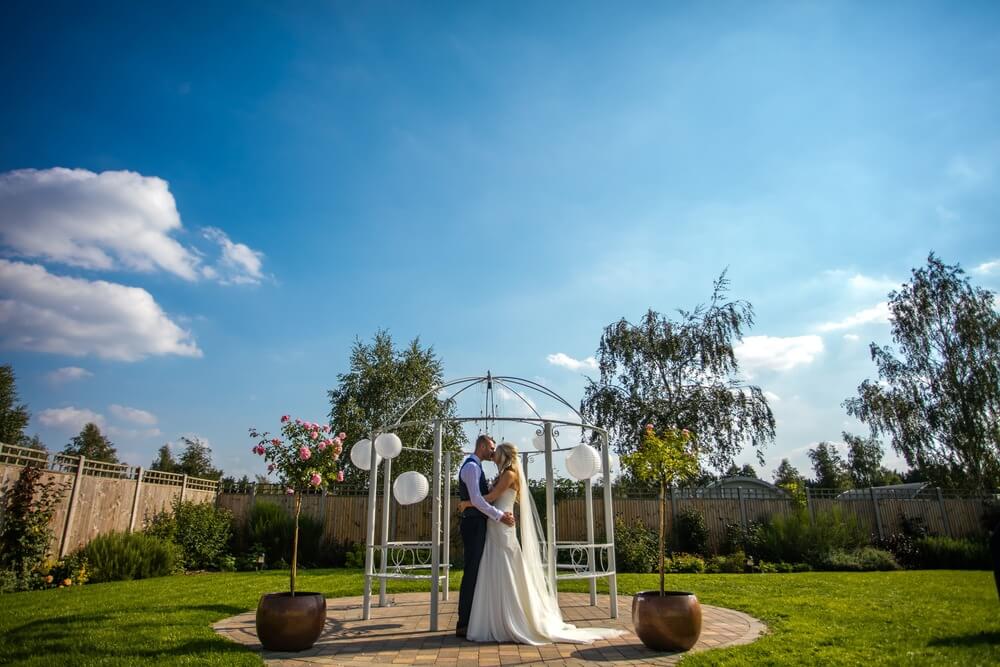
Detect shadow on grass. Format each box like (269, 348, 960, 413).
(928, 631, 1000, 648)
(1, 605, 257, 664)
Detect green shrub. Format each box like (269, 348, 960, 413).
(145, 500, 232, 570)
(707, 550, 748, 573)
(821, 548, 899, 571)
(82, 532, 179, 583)
(674, 508, 708, 556)
(614, 519, 658, 574)
(172, 500, 232, 570)
(668, 552, 705, 573)
(0, 465, 70, 589)
(756, 509, 865, 566)
(914, 536, 991, 570)
(344, 542, 365, 569)
(248, 502, 289, 567)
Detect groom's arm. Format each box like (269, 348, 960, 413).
(459, 462, 505, 522)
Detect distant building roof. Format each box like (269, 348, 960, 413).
(836, 482, 929, 499)
(704, 476, 789, 498)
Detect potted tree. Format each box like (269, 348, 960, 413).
(249, 416, 346, 651)
(621, 424, 702, 652)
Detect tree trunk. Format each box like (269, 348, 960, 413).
(291, 493, 301, 596)
(659, 479, 666, 596)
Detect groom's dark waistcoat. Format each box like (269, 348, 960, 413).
(458, 455, 489, 519)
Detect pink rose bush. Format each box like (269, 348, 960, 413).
(249, 416, 346, 596)
(249, 416, 345, 494)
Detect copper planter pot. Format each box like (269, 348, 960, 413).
(256, 592, 326, 652)
(631, 591, 702, 652)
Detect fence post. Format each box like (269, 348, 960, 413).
(869, 486, 884, 540)
(128, 467, 144, 533)
(737, 487, 747, 530)
(59, 455, 86, 558)
(937, 487, 951, 537)
(805, 487, 815, 524)
(180, 474, 189, 502)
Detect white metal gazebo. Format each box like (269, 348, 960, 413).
(358, 373, 619, 631)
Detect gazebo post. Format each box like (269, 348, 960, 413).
(601, 431, 618, 618)
(585, 477, 596, 606)
(379, 455, 392, 606)
(429, 420, 442, 631)
(362, 431, 379, 620)
(543, 421, 557, 597)
(443, 451, 451, 601)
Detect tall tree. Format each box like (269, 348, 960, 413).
(844, 254, 1000, 490)
(63, 422, 118, 463)
(807, 442, 851, 490)
(328, 331, 465, 488)
(724, 463, 758, 478)
(843, 431, 902, 488)
(150, 444, 180, 473)
(177, 436, 222, 479)
(772, 458, 806, 488)
(0, 364, 30, 446)
(582, 272, 775, 470)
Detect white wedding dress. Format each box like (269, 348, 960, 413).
(467, 483, 625, 645)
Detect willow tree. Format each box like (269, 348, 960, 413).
(844, 254, 1000, 491)
(582, 272, 775, 470)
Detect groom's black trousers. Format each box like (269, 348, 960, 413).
(457, 512, 488, 630)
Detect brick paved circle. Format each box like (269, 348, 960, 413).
(213, 591, 766, 666)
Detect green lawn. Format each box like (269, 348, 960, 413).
(0, 570, 997, 665)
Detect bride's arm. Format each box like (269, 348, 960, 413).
(457, 470, 515, 511)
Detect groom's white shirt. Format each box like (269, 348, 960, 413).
(460, 454, 504, 521)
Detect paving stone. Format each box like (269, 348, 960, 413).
(212, 592, 765, 666)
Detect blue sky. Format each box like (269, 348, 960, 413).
(1, 1, 998, 482)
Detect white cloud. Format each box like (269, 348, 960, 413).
(764, 391, 782, 403)
(0, 259, 202, 361)
(816, 302, 890, 332)
(107, 426, 162, 439)
(38, 406, 105, 431)
(46, 366, 92, 385)
(735, 335, 824, 373)
(202, 227, 265, 285)
(843, 333, 860, 342)
(973, 259, 1000, 276)
(109, 404, 158, 425)
(824, 270, 898, 295)
(546, 353, 598, 372)
(0, 168, 199, 278)
(0, 167, 266, 285)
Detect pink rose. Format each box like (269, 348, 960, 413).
(645, 424, 654, 431)
(299, 446, 312, 461)
(338, 432, 346, 441)
(310, 431, 319, 440)
(267, 463, 275, 473)
(337, 470, 344, 482)
(310, 473, 322, 486)
(333, 444, 343, 457)
(271, 438, 281, 446)
(318, 440, 328, 451)
(332, 437, 342, 446)
(281, 415, 290, 423)
(322, 424, 330, 433)
(285, 487, 294, 495)
(295, 418, 302, 424)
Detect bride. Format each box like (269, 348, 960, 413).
(456, 442, 625, 645)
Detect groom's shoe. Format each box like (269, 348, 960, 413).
(455, 626, 467, 638)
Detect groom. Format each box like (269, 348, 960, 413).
(456, 434, 515, 638)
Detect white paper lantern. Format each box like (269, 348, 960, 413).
(393, 471, 429, 505)
(566, 444, 601, 480)
(350, 438, 381, 471)
(532, 433, 546, 451)
(374, 432, 403, 459)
